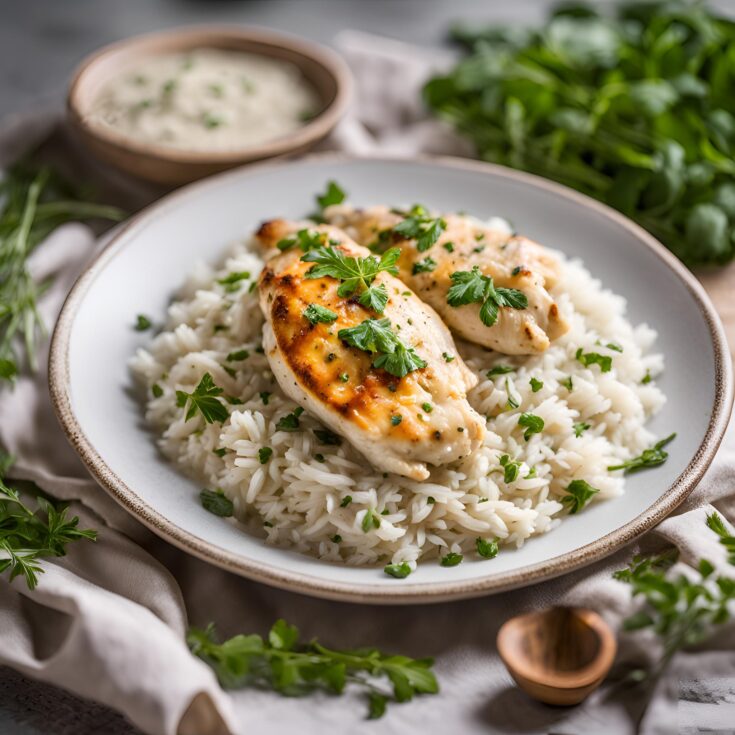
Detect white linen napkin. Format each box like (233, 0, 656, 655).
(1, 32, 734, 735)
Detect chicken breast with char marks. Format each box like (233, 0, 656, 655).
(324, 205, 569, 355)
(256, 219, 485, 480)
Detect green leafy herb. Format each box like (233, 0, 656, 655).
(188, 619, 438, 719)
(213, 447, 228, 458)
(518, 412, 544, 441)
(303, 303, 338, 325)
(316, 181, 346, 211)
(227, 349, 249, 362)
(443, 242, 455, 253)
(576, 348, 612, 373)
(606, 342, 623, 353)
(202, 112, 223, 129)
(276, 407, 305, 432)
(561, 479, 600, 514)
(200, 489, 233, 517)
(0, 166, 124, 384)
(314, 428, 341, 445)
(412, 257, 437, 274)
(642, 371, 653, 384)
(446, 266, 527, 327)
(259, 391, 271, 405)
(258, 447, 273, 464)
(442, 352, 454, 363)
(151, 383, 163, 398)
(440, 552, 463, 567)
(175, 373, 229, 424)
(340, 495, 352, 508)
(361, 508, 381, 532)
(573, 421, 591, 437)
(505, 378, 519, 410)
(421, 402, 433, 413)
(425, 3, 735, 267)
(277, 228, 332, 253)
(499, 454, 521, 483)
(134, 314, 152, 331)
(706, 511, 735, 565)
(486, 365, 514, 378)
(302, 245, 400, 314)
(392, 205, 447, 252)
(608, 433, 676, 473)
(391, 414, 403, 427)
(530, 377, 543, 392)
(384, 562, 412, 579)
(561, 376, 574, 391)
(338, 318, 426, 378)
(217, 271, 250, 292)
(0, 452, 96, 589)
(476, 537, 499, 560)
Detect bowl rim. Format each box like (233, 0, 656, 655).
(48, 152, 734, 605)
(67, 24, 353, 164)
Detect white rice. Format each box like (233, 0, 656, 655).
(130, 231, 666, 569)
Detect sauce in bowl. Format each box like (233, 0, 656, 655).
(89, 48, 321, 151)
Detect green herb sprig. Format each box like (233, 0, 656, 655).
(175, 373, 229, 424)
(608, 433, 676, 473)
(446, 266, 527, 327)
(392, 205, 447, 252)
(188, 619, 438, 719)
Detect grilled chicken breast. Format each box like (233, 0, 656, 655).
(325, 205, 569, 355)
(256, 219, 485, 480)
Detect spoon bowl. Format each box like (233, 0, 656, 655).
(497, 606, 617, 706)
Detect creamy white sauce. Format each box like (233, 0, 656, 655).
(90, 49, 320, 151)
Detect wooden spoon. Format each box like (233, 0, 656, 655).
(497, 606, 617, 706)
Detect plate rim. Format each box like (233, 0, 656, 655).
(48, 152, 734, 604)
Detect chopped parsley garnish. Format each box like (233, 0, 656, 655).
(330, 533, 342, 543)
(446, 266, 527, 327)
(518, 412, 544, 441)
(392, 205, 446, 252)
(258, 447, 273, 464)
(442, 352, 455, 363)
(561, 376, 574, 391)
(511, 265, 522, 276)
(315, 453, 325, 463)
(561, 480, 600, 514)
(217, 271, 250, 292)
(391, 414, 403, 426)
(276, 228, 333, 253)
(225, 395, 243, 405)
(606, 342, 623, 353)
(608, 434, 676, 473)
(202, 112, 223, 129)
(412, 257, 437, 274)
(706, 512, 735, 565)
(384, 562, 412, 579)
(316, 180, 346, 210)
(226, 349, 249, 362)
(302, 245, 400, 314)
(486, 365, 514, 378)
(276, 407, 305, 432)
(151, 383, 163, 398)
(427, 497, 436, 504)
(499, 454, 521, 483)
(440, 552, 463, 567)
(339, 372, 349, 382)
(259, 392, 271, 405)
(200, 489, 233, 517)
(134, 314, 152, 331)
(476, 538, 499, 559)
(213, 447, 228, 457)
(505, 378, 519, 410)
(573, 422, 591, 437)
(314, 428, 341, 445)
(338, 317, 426, 378)
(340, 495, 352, 508)
(303, 303, 338, 325)
(421, 402, 433, 413)
(175, 373, 229, 424)
(530, 377, 543, 392)
(576, 348, 612, 373)
(642, 371, 652, 384)
(222, 365, 237, 378)
(443, 241, 455, 253)
(361, 508, 381, 532)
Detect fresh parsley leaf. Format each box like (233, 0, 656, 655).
(227, 349, 249, 362)
(442, 352, 454, 363)
(134, 314, 152, 331)
(276, 407, 305, 432)
(187, 620, 438, 718)
(447, 266, 527, 327)
(561, 479, 600, 514)
(277, 228, 331, 252)
(358, 282, 389, 313)
(576, 348, 612, 373)
(213, 447, 228, 457)
(706, 511, 735, 565)
(200, 489, 233, 517)
(499, 454, 521, 483)
(608, 433, 676, 473)
(361, 508, 381, 532)
(530, 377, 544, 392)
(476, 537, 499, 559)
(642, 371, 652, 384)
(384, 562, 412, 579)
(316, 180, 346, 210)
(340, 495, 352, 508)
(606, 342, 623, 353)
(440, 552, 463, 567)
(392, 205, 447, 252)
(151, 383, 163, 398)
(412, 257, 437, 274)
(258, 447, 273, 464)
(175, 373, 229, 424)
(561, 376, 574, 391)
(314, 428, 341, 445)
(373, 344, 427, 378)
(518, 412, 544, 441)
(259, 391, 271, 405)
(486, 365, 514, 378)
(303, 303, 338, 325)
(573, 421, 591, 437)
(217, 271, 251, 292)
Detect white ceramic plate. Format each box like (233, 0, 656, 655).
(50, 155, 733, 604)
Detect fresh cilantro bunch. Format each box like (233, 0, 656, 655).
(188, 619, 439, 719)
(615, 511, 735, 678)
(302, 245, 401, 314)
(338, 317, 427, 378)
(446, 266, 528, 326)
(392, 205, 447, 252)
(0, 165, 124, 384)
(425, 2, 735, 266)
(0, 452, 97, 589)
